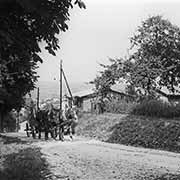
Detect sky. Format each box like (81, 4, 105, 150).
(37, 0, 180, 84)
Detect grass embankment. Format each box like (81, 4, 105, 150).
(77, 113, 180, 153)
(0, 135, 52, 180)
(76, 113, 126, 141)
(77, 113, 180, 179)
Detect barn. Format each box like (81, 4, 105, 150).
(72, 87, 134, 112)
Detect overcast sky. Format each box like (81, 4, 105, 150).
(37, 0, 180, 83)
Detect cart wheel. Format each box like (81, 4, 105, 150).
(26, 131, 30, 137)
(59, 126, 64, 141)
(50, 129, 54, 139)
(26, 123, 30, 137)
(45, 131, 49, 140)
(32, 129, 36, 139)
(52, 127, 58, 139)
(38, 131, 41, 139)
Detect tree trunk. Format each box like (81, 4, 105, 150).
(16, 111, 20, 132)
(0, 105, 4, 132)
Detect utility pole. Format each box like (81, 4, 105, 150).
(62, 68, 73, 107)
(58, 60, 63, 141)
(59, 60, 63, 119)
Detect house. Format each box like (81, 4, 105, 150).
(72, 86, 135, 112)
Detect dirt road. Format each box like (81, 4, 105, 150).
(30, 136, 180, 180)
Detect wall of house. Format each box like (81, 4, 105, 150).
(82, 98, 93, 112)
(107, 92, 127, 101)
(77, 91, 134, 113)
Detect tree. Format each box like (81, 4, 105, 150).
(93, 16, 180, 100)
(129, 16, 180, 94)
(92, 58, 126, 97)
(0, 0, 85, 131)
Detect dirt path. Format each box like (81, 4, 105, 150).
(28, 136, 180, 180)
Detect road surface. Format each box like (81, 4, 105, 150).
(31, 136, 180, 180)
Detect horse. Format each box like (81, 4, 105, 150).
(24, 103, 58, 140)
(25, 103, 78, 141)
(59, 106, 79, 141)
(35, 108, 59, 140)
(25, 104, 38, 139)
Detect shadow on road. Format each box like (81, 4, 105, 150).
(0, 134, 29, 144)
(0, 135, 53, 180)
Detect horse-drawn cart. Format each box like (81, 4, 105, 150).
(24, 106, 78, 141)
(24, 61, 78, 141)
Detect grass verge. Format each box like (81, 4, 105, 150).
(0, 135, 52, 180)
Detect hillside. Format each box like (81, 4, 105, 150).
(77, 113, 126, 141)
(29, 81, 127, 101)
(77, 113, 180, 153)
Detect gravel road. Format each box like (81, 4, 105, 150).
(34, 136, 180, 180)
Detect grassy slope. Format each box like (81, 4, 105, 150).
(77, 113, 180, 153)
(77, 113, 180, 178)
(76, 113, 126, 141)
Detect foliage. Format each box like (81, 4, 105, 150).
(3, 112, 16, 132)
(91, 58, 126, 97)
(125, 84, 137, 96)
(0, 0, 85, 111)
(107, 115, 180, 153)
(0, 141, 53, 180)
(93, 16, 180, 99)
(131, 99, 180, 118)
(104, 99, 136, 114)
(129, 15, 180, 94)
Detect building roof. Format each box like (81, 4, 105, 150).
(71, 85, 133, 99)
(72, 89, 95, 97)
(71, 83, 127, 98)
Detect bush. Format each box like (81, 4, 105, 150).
(0, 147, 51, 180)
(107, 115, 180, 153)
(3, 113, 16, 132)
(131, 99, 180, 118)
(104, 99, 136, 114)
